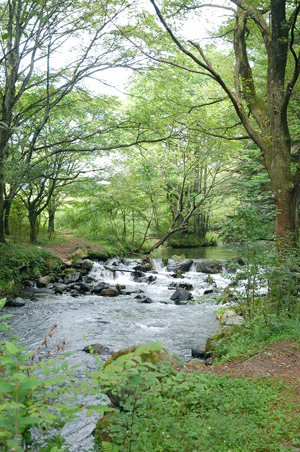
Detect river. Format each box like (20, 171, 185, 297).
(1, 252, 236, 451)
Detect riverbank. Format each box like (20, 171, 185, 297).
(1, 240, 300, 450)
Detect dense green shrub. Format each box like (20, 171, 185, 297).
(0, 244, 61, 291)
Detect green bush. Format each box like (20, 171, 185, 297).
(0, 244, 61, 291)
(93, 353, 297, 452)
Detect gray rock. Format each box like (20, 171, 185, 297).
(64, 272, 82, 284)
(53, 282, 67, 291)
(82, 259, 93, 270)
(36, 275, 52, 288)
(83, 343, 111, 355)
(170, 289, 193, 304)
(221, 309, 244, 326)
(76, 281, 90, 292)
(69, 245, 88, 259)
(135, 296, 153, 304)
(191, 347, 206, 359)
(5, 297, 25, 307)
(92, 282, 109, 294)
(194, 259, 224, 274)
(167, 258, 193, 273)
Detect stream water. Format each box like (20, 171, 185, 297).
(2, 254, 235, 451)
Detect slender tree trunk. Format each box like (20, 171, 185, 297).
(0, 181, 6, 243)
(4, 198, 13, 236)
(194, 213, 209, 239)
(48, 208, 55, 234)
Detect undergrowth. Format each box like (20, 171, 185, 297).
(0, 244, 61, 293)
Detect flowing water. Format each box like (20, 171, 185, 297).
(1, 256, 235, 451)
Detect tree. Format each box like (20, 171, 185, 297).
(114, 0, 300, 248)
(0, 0, 139, 243)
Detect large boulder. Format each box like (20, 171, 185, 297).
(69, 245, 89, 259)
(194, 259, 224, 274)
(100, 287, 120, 297)
(167, 258, 193, 273)
(170, 289, 193, 304)
(69, 245, 108, 261)
(221, 309, 244, 326)
(103, 344, 179, 408)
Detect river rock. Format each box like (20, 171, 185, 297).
(170, 289, 193, 304)
(5, 297, 25, 307)
(83, 343, 111, 355)
(69, 245, 89, 259)
(100, 287, 119, 297)
(169, 282, 193, 291)
(82, 259, 93, 270)
(221, 309, 244, 326)
(76, 281, 90, 292)
(135, 295, 153, 303)
(64, 272, 82, 284)
(53, 282, 67, 294)
(92, 282, 109, 293)
(167, 258, 193, 273)
(133, 264, 152, 272)
(36, 275, 52, 288)
(194, 259, 224, 274)
(191, 347, 206, 359)
(104, 344, 179, 408)
(23, 280, 34, 288)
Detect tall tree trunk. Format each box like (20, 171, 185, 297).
(194, 213, 209, 239)
(4, 198, 13, 236)
(29, 212, 38, 244)
(0, 181, 6, 243)
(48, 208, 55, 235)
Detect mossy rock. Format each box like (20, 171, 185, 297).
(216, 307, 237, 321)
(216, 307, 228, 321)
(104, 344, 177, 368)
(69, 245, 89, 259)
(104, 344, 179, 408)
(87, 250, 108, 261)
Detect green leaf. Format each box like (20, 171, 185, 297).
(43, 365, 51, 376)
(0, 298, 6, 309)
(0, 383, 14, 393)
(0, 417, 14, 427)
(4, 340, 19, 355)
(61, 361, 68, 371)
(18, 416, 41, 426)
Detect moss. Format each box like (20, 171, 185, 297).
(105, 344, 178, 368)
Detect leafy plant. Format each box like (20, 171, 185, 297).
(92, 354, 297, 452)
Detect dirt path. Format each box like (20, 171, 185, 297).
(41, 233, 105, 261)
(190, 340, 300, 399)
